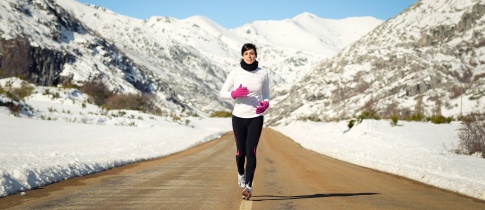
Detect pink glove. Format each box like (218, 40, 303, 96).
(256, 101, 269, 114)
(231, 84, 249, 99)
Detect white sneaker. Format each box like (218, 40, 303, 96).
(238, 174, 245, 188)
(242, 185, 252, 200)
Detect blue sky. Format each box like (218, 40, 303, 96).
(76, 0, 417, 29)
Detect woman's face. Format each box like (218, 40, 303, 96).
(242, 49, 256, 64)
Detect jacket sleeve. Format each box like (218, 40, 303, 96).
(261, 70, 270, 102)
(219, 70, 235, 100)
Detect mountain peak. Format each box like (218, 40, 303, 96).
(183, 15, 228, 35)
(292, 12, 318, 20)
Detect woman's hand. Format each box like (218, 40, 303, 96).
(256, 101, 269, 114)
(231, 84, 249, 99)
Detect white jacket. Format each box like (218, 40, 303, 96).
(220, 67, 270, 118)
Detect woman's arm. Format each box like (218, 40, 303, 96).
(220, 70, 236, 100)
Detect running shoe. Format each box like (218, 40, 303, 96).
(238, 174, 245, 188)
(242, 185, 252, 200)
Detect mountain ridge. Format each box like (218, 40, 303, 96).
(0, 0, 382, 117)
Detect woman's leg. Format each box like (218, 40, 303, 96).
(244, 116, 264, 187)
(232, 116, 247, 175)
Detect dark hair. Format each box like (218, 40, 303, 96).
(241, 43, 257, 57)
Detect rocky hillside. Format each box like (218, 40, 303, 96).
(268, 0, 485, 125)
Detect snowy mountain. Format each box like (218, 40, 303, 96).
(0, 0, 382, 117)
(230, 13, 383, 101)
(268, 0, 485, 125)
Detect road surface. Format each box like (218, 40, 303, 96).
(1, 128, 484, 209)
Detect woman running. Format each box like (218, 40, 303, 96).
(219, 43, 270, 200)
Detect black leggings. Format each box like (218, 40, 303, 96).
(232, 115, 264, 187)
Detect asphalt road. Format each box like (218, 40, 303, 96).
(1, 128, 484, 210)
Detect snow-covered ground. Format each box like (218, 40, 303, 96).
(0, 111, 231, 196)
(273, 120, 485, 201)
(1, 78, 484, 201)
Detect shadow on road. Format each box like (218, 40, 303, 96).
(251, 192, 379, 201)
